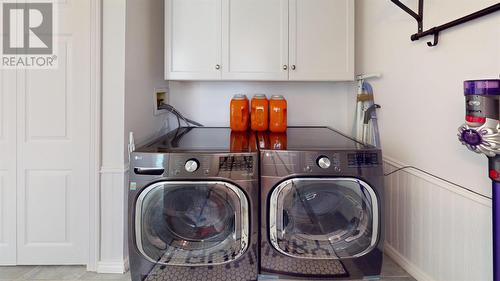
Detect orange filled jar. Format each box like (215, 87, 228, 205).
(269, 95, 287, 133)
(251, 94, 269, 131)
(230, 94, 249, 131)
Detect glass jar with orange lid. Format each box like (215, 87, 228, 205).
(269, 95, 287, 133)
(251, 94, 269, 131)
(230, 94, 249, 131)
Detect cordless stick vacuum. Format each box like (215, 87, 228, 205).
(458, 79, 500, 281)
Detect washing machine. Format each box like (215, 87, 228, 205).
(128, 127, 259, 281)
(258, 127, 384, 280)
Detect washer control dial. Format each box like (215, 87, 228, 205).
(185, 159, 200, 173)
(317, 156, 331, 169)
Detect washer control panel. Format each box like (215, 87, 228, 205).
(317, 156, 332, 169)
(168, 154, 257, 179)
(184, 159, 200, 173)
(219, 156, 254, 172)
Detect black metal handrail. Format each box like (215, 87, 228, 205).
(391, 0, 500, 47)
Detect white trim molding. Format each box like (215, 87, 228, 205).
(88, 0, 102, 272)
(383, 157, 492, 281)
(385, 244, 436, 281)
(96, 261, 128, 274)
(100, 166, 130, 174)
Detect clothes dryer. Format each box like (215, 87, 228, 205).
(258, 127, 384, 280)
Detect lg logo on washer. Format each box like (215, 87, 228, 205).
(1, 1, 58, 69)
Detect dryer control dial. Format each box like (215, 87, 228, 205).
(185, 159, 200, 173)
(317, 156, 331, 169)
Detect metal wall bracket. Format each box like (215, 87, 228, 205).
(390, 0, 424, 32)
(391, 0, 500, 47)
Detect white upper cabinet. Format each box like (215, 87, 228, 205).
(165, 0, 222, 80)
(165, 0, 354, 81)
(289, 0, 354, 81)
(222, 0, 289, 81)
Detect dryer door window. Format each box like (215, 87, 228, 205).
(269, 178, 379, 259)
(135, 181, 249, 266)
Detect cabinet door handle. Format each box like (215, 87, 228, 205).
(283, 65, 288, 71)
(215, 64, 221, 70)
(291, 65, 296, 70)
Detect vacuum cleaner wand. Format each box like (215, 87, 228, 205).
(458, 79, 500, 281)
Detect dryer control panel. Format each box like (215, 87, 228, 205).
(304, 153, 341, 173)
(347, 152, 380, 167)
(261, 150, 382, 177)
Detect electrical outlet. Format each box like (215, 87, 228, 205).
(154, 88, 169, 116)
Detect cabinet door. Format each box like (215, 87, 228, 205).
(289, 0, 354, 81)
(165, 0, 222, 80)
(222, 0, 288, 81)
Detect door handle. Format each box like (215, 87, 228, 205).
(134, 167, 165, 175)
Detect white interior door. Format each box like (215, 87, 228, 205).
(0, 68, 17, 265)
(222, 0, 289, 81)
(165, 0, 222, 80)
(289, 0, 354, 81)
(15, 0, 92, 265)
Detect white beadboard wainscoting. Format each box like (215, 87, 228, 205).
(98, 167, 129, 274)
(383, 157, 492, 281)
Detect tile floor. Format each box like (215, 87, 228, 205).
(0, 255, 415, 281)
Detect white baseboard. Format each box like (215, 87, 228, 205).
(385, 244, 435, 281)
(96, 261, 127, 274)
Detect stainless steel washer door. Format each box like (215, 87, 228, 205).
(135, 181, 249, 266)
(269, 178, 379, 260)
